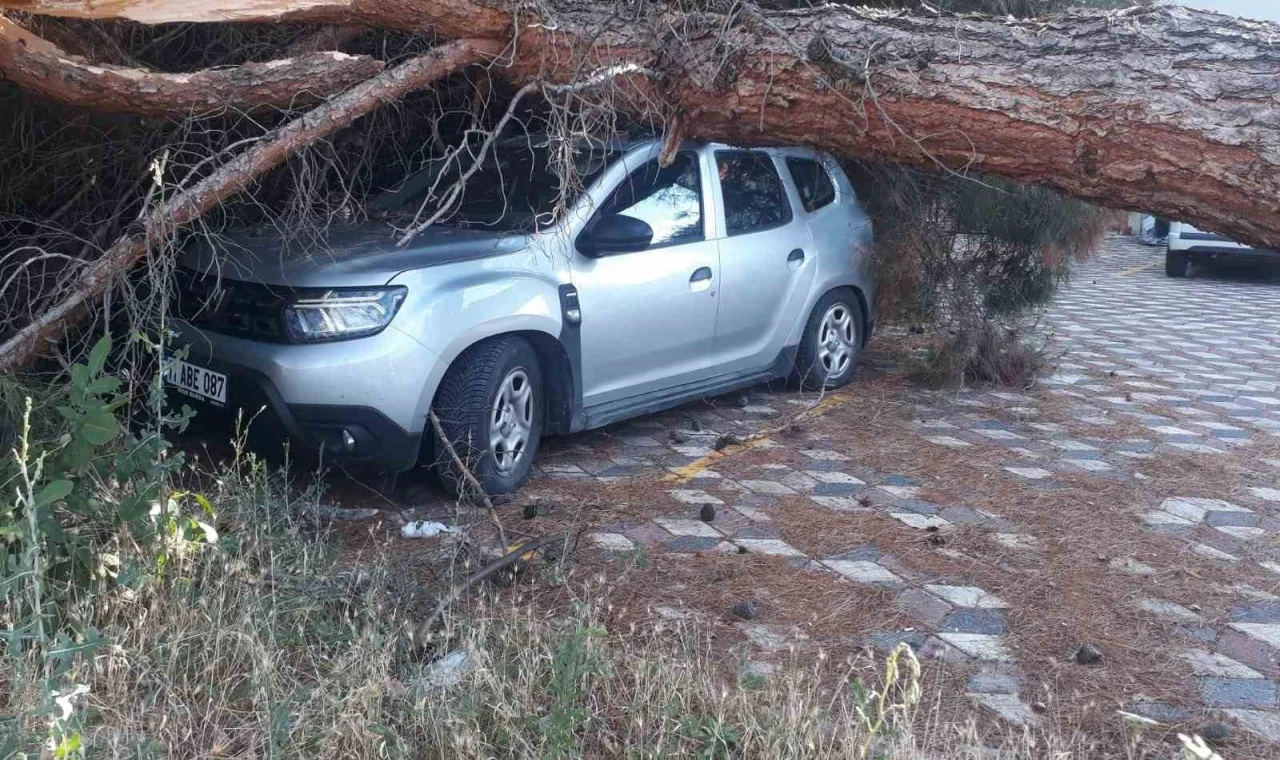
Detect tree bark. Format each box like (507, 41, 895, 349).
(2, 2, 1278, 248)
(0, 16, 386, 115)
(0, 37, 501, 373)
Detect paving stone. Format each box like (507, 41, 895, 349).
(1135, 597, 1204, 623)
(967, 668, 1022, 694)
(1231, 602, 1280, 624)
(925, 584, 1009, 609)
(919, 635, 971, 664)
(879, 485, 923, 499)
(588, 532, 636, 551)
(1201, 677, 1277, 708)
(1163, 496, 1251, 522)
(729, 504, 772, 522)
(871, 631, 926, 652)
(1204, 510, 1260, 528)
(779, 471, 819, 492)
(739, 480, 797, 496)
(1224, 708, 1280, 742)
(1167, 442, 1228, 455)
(939, 633, 1011, 661)
(671, 489, 724, 506)
(894, 588, 953, 627)
(822, 559, 902, 585)
(1140, 510, 1195, 528)
(810, 495, 868, 512)
(1218, 526, 1267, 540)
(894, 499, 940, 515)
(732, 523, 783, 540)
(805, 470, 865, 485)
(738, 623, 809, 652)
(654, 518, 722, 538)
(828, 545, 884, 562)
(625, 523, 676, 547)
(1192, 543, 1240, 562)
(969, 692, 1038, 726)
(811, 482, 864, 497)
(802, 449, 849, 461)
(891, 513, 951, 530)
(940, 506, 991, 525)
(1063, 457, 1117, 473)
(1004, 466, 1054, 480)
(978, 429, 1025, 441)
(734, 538, 805, 557)
(1180, 649, 1263, 679)
(1229, 623, 1280, 650)
(926, 435, 971, 448)
(941, 608, 1007, 635)
(665, 536, 721, 552)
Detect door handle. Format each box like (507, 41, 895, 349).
(787, 248, 806, 269)
(689, 266, 713, 292)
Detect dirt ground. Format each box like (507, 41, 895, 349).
(322, 236, 1280, 757)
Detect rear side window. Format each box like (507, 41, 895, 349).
(716, 151, 792, 236)
(786, 157, 836, 213)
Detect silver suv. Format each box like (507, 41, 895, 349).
(170, 138, 875, 493)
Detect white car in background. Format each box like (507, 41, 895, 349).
(1165, 221, 1280, 277)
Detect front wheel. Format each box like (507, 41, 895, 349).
(1166, 250, 1190, 278)
(792, 290, 864, 391)
(432, 336, 543, 496)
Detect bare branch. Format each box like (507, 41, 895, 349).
(0, 15, 386, 116)
(0, 38, 504, 373)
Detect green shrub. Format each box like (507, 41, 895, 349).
(853, 163, 1107, 387)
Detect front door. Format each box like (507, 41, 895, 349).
(571, 151, 721, 408)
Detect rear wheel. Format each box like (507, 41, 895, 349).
(1166, 249, 1190, 278)
(432, 336, 543, 496)
(792, 289, 863, 391)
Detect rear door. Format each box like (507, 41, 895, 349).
(710, 149, 816, 373)
(570, 150, 722, 408)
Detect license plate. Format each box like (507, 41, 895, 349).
(165, 360, 228, 405)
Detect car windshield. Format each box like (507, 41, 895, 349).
(375, 142, 616, 232)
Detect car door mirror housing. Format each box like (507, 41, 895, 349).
(579, 214, 654, 256)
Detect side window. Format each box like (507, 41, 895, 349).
(786, 157, 836, 213)
(716, 151, 792, 236)
(591, 151, 703, 249)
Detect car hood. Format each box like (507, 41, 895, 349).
(178, 222, 529, 288)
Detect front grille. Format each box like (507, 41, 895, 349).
(174, 268, 292, 342)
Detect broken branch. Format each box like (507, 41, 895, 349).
(0, 37, 503, 373)
(0, 15, 387, 115)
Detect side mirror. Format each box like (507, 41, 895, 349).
(579, 214, 654, 256)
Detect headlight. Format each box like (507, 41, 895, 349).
(283, 286, 406, 343)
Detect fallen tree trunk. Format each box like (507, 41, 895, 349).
(0, 16, 385, 115)
(3, 3, 1278, 249)
(0, 37, 501, 373)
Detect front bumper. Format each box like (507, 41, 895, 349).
(170, 321, 439, 472)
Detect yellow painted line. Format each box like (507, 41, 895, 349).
(665, 390, 854, 483)
(1118, 261, 1159, 277)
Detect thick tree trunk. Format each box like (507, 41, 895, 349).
(0, 16, 385, 114)
(2, 3, 1277, 249)
(0, 38, 501, 372)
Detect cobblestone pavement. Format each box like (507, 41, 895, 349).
(523, 236, 1280, 751)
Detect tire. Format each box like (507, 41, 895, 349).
(432, 336, 543, 496)
(792, 289, 864, 392)
(1166, 249, 1190, 278)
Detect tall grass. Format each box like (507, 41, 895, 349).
(2, 449, 1220, 758)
